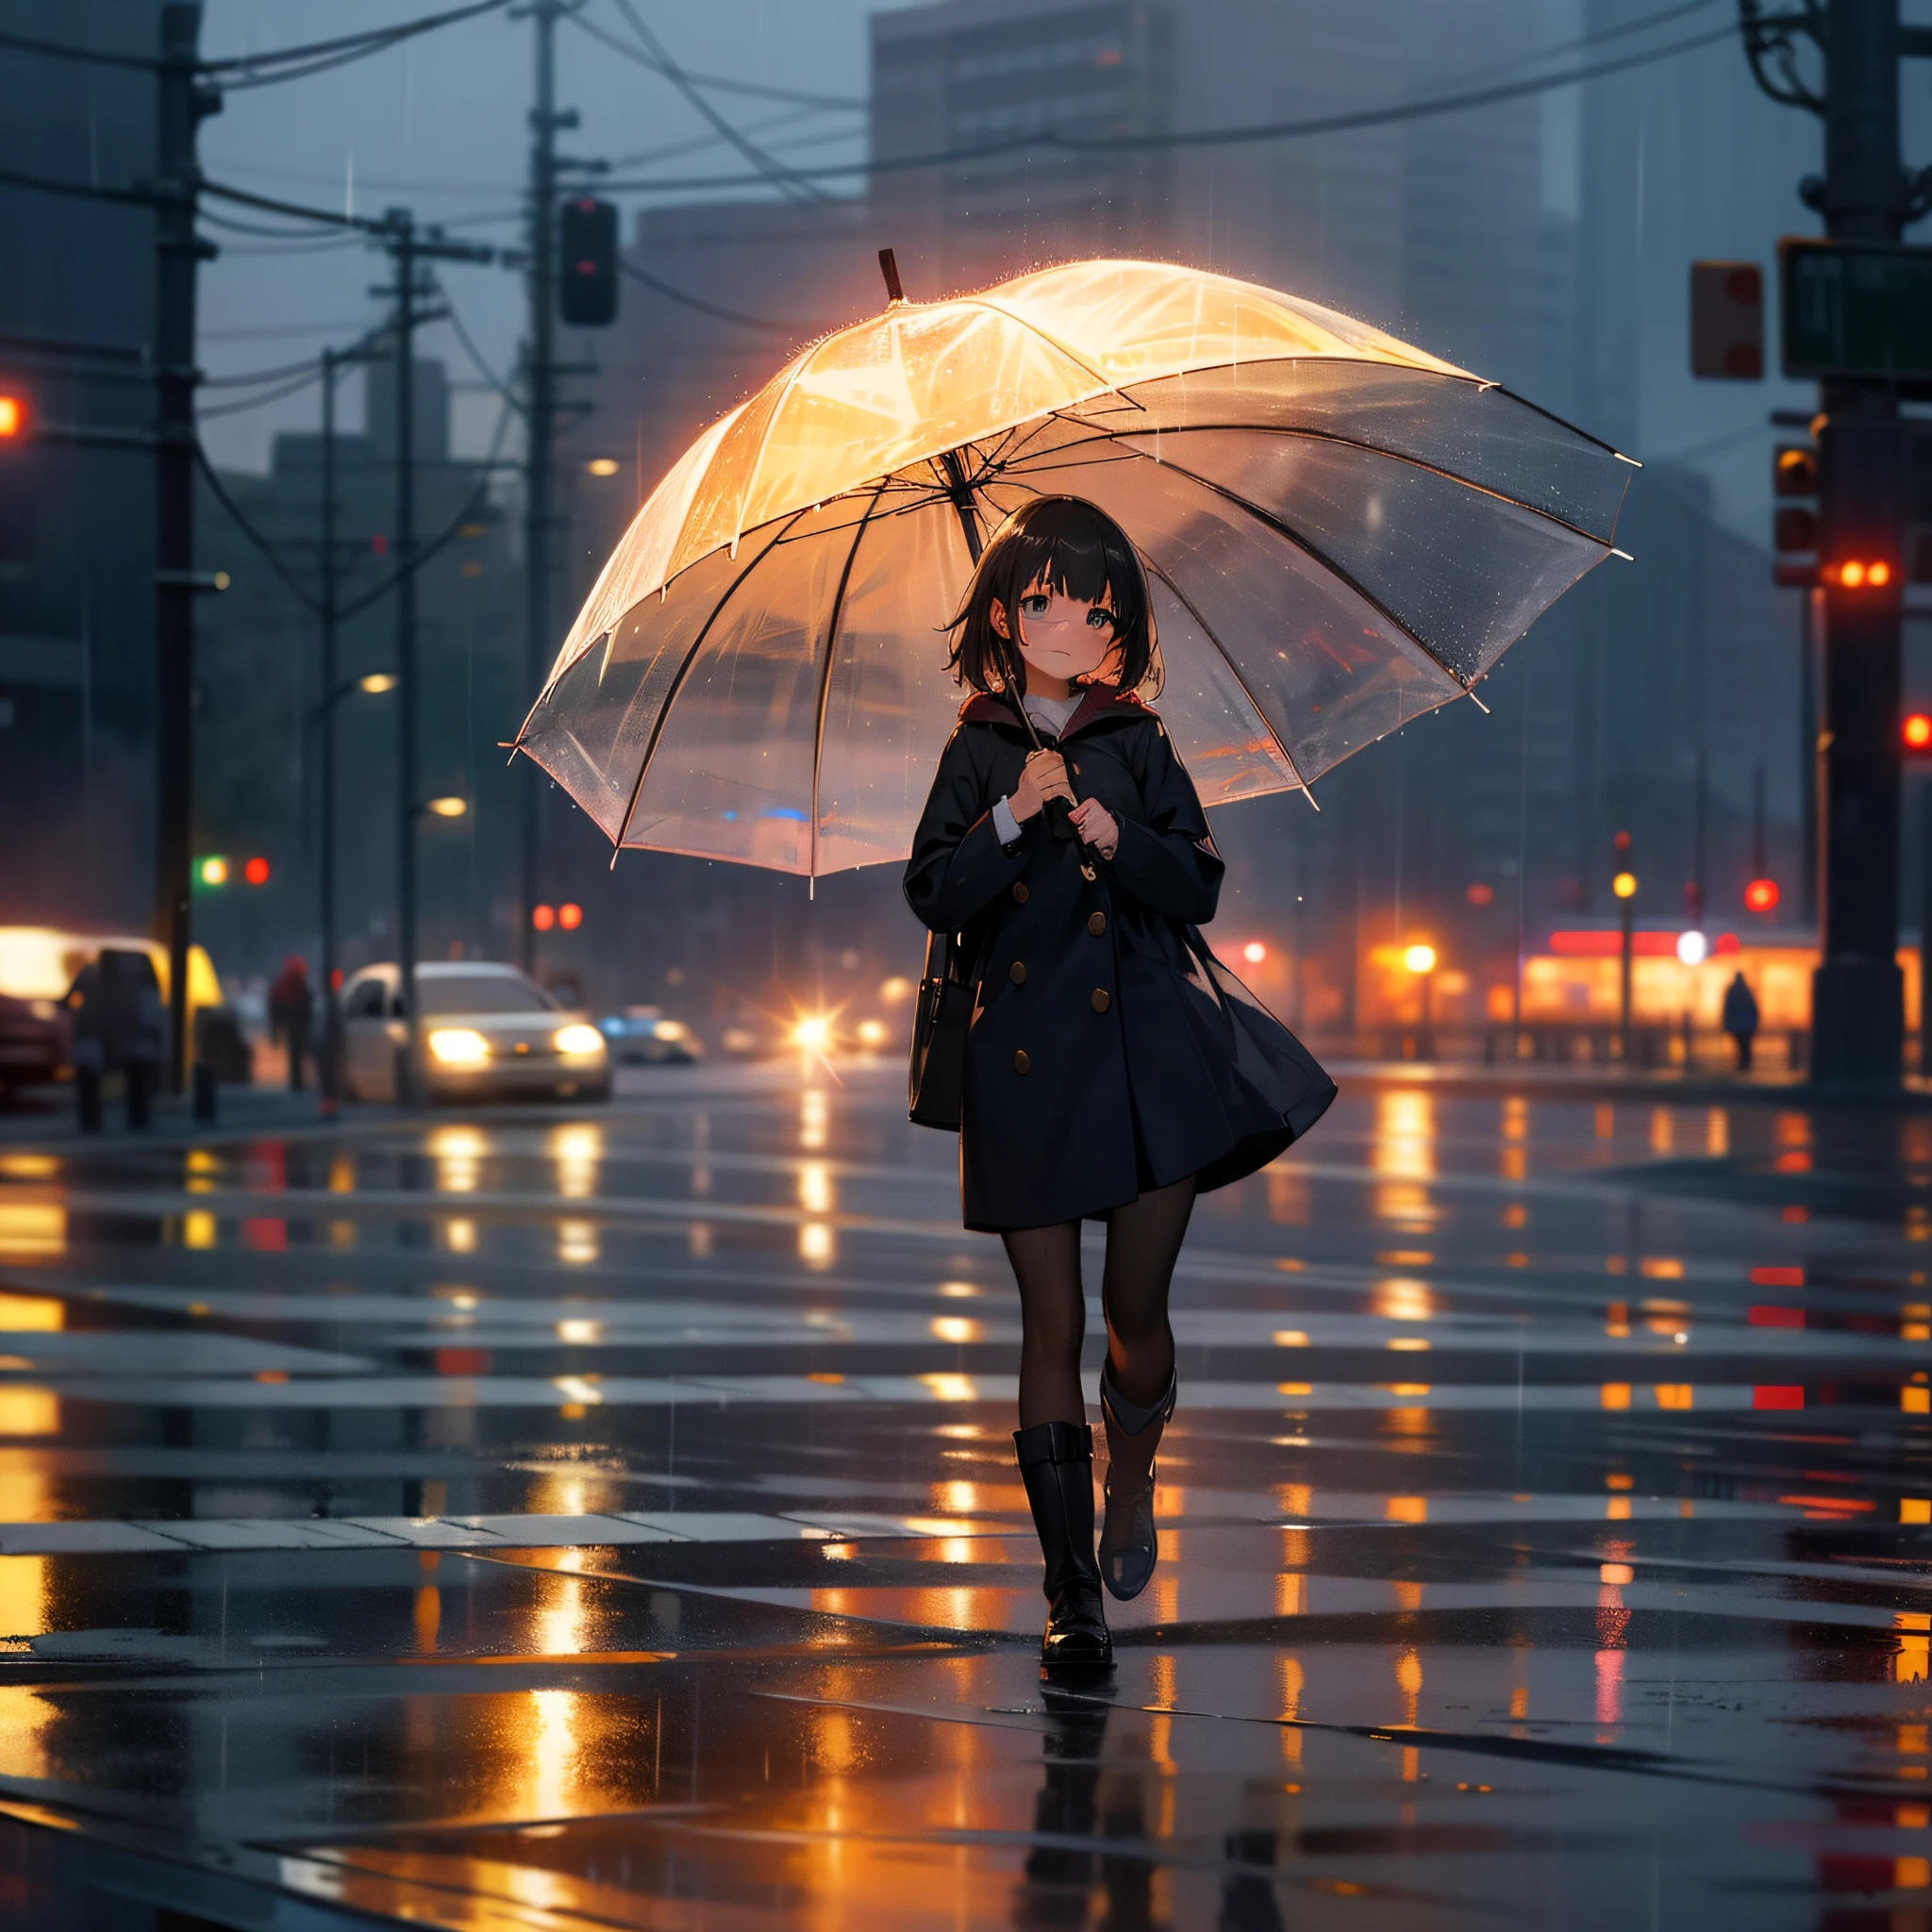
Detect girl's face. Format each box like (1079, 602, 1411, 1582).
(993, 576, 1120, 689)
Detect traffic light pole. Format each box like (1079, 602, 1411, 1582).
(1811, 3, 1908, 1087)
(153, 2, 219, 1095)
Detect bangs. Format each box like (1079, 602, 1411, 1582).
(1023, 530, 1124, 611)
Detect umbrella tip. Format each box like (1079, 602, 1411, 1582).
(877, 247, 905, 306)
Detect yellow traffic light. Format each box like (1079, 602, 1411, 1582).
(1612, 871, 1638, 900)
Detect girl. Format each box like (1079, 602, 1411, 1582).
(904, 495, 1337, 1666)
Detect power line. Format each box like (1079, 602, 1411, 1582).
(615, 257, 794, 333)
(560, 15, 862, 110)
(438, 289, 525, 416)
(205, 0, 513, 84)
(198, 368, 329, 419)
(0, 163, 155, 208)
(1434, 0, 1719, 92)
(0, 0, 513, 81)
(598, 17, 1744, 196)
(592, 0, 827, 205)
(0, 27, 158, 72)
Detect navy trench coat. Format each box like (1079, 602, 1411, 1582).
(903, 684, 1337, 1232)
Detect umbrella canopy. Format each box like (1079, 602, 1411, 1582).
(517, 258, 1632, 876)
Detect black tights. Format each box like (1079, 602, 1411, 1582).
(1001, 1175, 1197, 1429)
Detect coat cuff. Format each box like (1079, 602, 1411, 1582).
(991, 794, 1023, 850)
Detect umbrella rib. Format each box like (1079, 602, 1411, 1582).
(808, 478, 889, 880)
(1050, 441, 1479, 694)
(950, 297, 1141, 412)
(1006, 415, 1616, 549)
(608, 509, 813, 858)
(1134, 551, 1315, 807)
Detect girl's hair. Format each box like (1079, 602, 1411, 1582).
(944, 495, 1159, 698)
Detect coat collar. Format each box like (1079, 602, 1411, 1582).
(958, 683, 1150, 742)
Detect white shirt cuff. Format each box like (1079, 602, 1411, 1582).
(992, 795, 1022, 847)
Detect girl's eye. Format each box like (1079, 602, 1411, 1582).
(1086, 607, 1115, 630)
(1020, 594, 1051, 617)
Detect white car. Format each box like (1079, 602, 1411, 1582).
(339, 962, 609, 1103)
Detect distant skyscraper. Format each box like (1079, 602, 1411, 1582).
(0, 1, 164, 927)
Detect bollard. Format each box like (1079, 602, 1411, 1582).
(192, 1058, 218, 1124)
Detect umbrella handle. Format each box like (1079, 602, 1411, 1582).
(999, 641, 1090, 854)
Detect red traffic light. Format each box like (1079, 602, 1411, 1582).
(558, 902, 583, 930)
(0, 394, 23, 439)
(243, 856, 270, 886)
(532, 904, 556, 931)
(1907, 713, 1932, 752)
(1690, 261, 1763, 379)
(1744, 877, 1780, 914)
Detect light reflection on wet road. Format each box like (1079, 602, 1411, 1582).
(0, 1061, 1927, 1928)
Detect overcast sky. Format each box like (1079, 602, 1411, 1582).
(197, 1, 881, 472)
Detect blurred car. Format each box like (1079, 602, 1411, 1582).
(340, 961, 609, 1103)
(0, 926, 224, 1067)
(599, 1007, 703, 1065)
(0, 989, 67, 1097)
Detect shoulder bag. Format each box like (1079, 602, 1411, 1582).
(908, 926, 970, 1130)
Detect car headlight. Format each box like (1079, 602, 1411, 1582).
(554, 1024, 605, 1058)
(655, 1020, 688, 1041)
(427, 1028, 491, 1066)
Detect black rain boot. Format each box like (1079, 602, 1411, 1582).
(1098, 1360, 1176, 1602)
(1014, 1419, 1112, 1667)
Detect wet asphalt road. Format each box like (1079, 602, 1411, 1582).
(0, 1059, 1926, 1929)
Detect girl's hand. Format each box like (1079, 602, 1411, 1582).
(1069, 796, 1120, 858)
(1010, 749, 1074, 823)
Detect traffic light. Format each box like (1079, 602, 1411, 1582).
(1744, 877, 1781, 914)
(1690, 261, 1763, 379)
(0, 392, 24, 441)
(1907, 711, 1932, 754)
(1773, 442, 1819, 585)
(1611, 829, 1636, 902)
(558, 197, 618, 327)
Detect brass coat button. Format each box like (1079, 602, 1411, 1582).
(1088, 910, 1107, 936)
(1013, 881, 1029, 904)
(1013, 1048, 1031, 1074)
(1091, 989, 1110, 1014)
(1009, 960, 1026, 985)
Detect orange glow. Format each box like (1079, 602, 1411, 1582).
(532, 904, 556, 930)
(1841, 559, 1867, 588)
(1909, 715, 1932, 751)
(0, 396, 22, 438)
(1744, 876, 1781, 912)
(558, 903, 583, 930)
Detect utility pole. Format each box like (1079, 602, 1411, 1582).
(152, 2, 220, 1096)
(318, 346, 342, 1111)
(1812, 4, 1907, 1086)
(522, 0, 569, 974)
(372, 211, 490, 1104)
(1744, 2, 1922, 1084)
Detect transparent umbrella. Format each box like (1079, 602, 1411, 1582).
(515, 257, 1633, 875)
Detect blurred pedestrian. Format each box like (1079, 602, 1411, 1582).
(905, 499, 1336, 1669)
(1723, 969, 1759, 1073)
(269, 956, 314, 1091)
(66, 948, 163, 1132)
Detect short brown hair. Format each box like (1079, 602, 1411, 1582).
(944, 495, 1158, 697)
